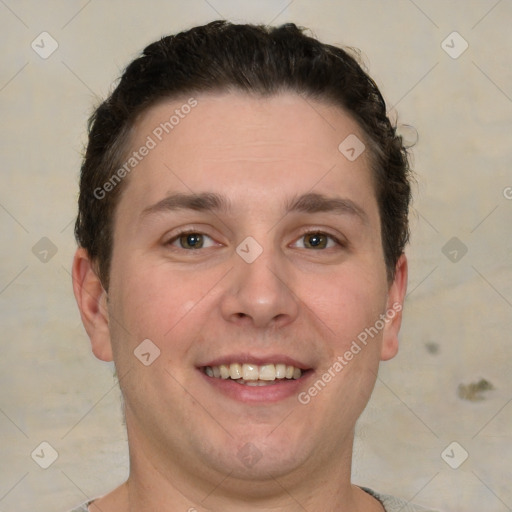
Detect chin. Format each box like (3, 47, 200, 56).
(204, 429, 312, 482)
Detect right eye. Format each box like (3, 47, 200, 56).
(166, 231, 217, 250)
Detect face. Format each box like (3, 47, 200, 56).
(74, 91, 407, 487)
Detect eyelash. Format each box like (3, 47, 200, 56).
(166, 228, 346, 251)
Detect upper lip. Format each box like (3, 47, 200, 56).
(199, 353, 312, 370)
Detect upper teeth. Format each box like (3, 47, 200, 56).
(205, 363, 302, 381)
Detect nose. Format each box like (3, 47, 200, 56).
(219, 242, 300, 330)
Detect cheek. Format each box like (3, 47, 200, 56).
(302, 268, 387, 345)
(107, 260, 178, 349)
(298, 272, 386, 417)
(107, 258, 222, 358)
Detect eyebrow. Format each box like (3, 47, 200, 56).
(285, 192, 368, 224)
(141, 192, 231, 218)
(140, 191, 368, 224)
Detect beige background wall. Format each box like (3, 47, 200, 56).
(1, 1, 511, 511)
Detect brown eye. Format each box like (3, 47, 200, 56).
(292, 232, 339, 250)
(179, 233, 204, 249)
(168, 232, 216, 250)
(304, 233, 329, 249)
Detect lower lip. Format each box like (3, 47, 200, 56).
(198, 370, 313, 403)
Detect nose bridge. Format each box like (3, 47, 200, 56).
(221, 236, 299, 328)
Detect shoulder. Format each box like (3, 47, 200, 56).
(67, 502, 91, 512)
(361, 486, 440, 512)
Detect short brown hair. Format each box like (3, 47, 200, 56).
(75, 20, 412, 289)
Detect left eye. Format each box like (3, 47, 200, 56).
(168, 232, 217, 250)
(292, 232, 340, 250)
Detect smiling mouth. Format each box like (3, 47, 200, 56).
(202, 363, 306, 386)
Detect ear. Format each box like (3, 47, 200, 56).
(72, 248, 113, 362)
(380, 253, 408, 361)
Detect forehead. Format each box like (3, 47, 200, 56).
(133, 91, 366, 159)
(117, 91, 377, 220)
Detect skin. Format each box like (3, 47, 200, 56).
(73, 91, 408, 512)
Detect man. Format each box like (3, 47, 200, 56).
(71, 20, 438, 512)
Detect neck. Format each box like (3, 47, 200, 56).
(110, 424, 383, 512)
